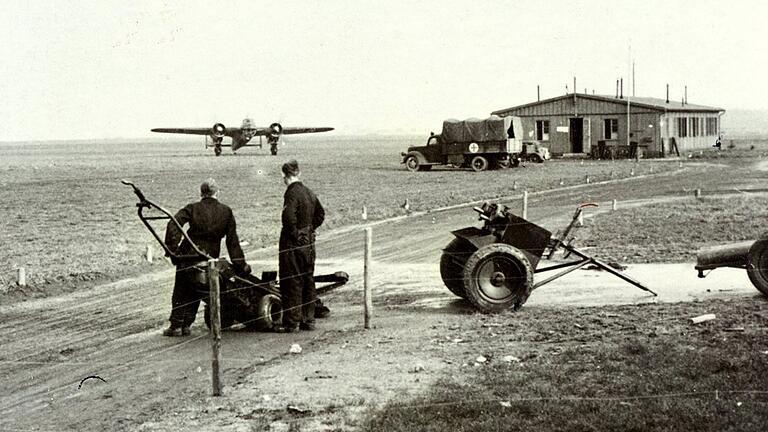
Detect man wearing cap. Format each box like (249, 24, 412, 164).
(162, 178, 251, 337)
(275, 160, 325, 333)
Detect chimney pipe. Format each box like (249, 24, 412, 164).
(620, 78, 623, 99)
(666, 84, 669, 103)
(616, 80, 619, 98)
(537, 85, 540, 102)
(573, 77, 576, 94)
(684, 85, 687, 105)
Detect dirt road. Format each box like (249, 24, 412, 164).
(1, 165, 760, 431)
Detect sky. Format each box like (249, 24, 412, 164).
(1, 0, 766, 141)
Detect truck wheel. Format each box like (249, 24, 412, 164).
(405, 156, 420, 172)
(203, 304, 235, 329)
(531, 154, 543, 163)
(246, 294, 283, 331)
(440, 238, 474, 298)
(462, 244, 534, 313)
(747, 240, 768, 296)
(470, 155, 488, 172)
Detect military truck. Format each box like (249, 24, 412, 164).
(401, 116, 547, 172)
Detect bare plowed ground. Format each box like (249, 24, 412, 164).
(1, 139, 767, 430)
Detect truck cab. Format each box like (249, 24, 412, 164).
(520, 141, 551, 163)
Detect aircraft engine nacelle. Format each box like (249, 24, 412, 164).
(268, 122, 283, 139)
(211, 123, 226, 138)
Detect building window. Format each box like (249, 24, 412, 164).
(691, 117, 700, 137)
(706, 117, 718, 136)
(677, 117, 688, 137)
(536, 120, 550, 141)
(604, 119, 618, 140)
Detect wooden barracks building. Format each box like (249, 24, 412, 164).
(492, 92, 724, 158)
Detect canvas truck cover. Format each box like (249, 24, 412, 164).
(441, 115, 513, 143)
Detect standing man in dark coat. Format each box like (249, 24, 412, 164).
(275, 160, 325, 333)
(163, 178, 251, 336)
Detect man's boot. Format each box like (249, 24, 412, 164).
(315, 299, 331, 319)
(163, 326, 182, 337)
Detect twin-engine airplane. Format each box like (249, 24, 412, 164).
(151, 118, 333, 156)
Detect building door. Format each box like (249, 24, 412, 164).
(569, 118, 584, 153)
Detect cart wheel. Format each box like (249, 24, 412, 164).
(246, 294, 283, 331)
(470, 155, 488, 172)
(440, 238, 474, 298)
(203, 304, 235, 329)
(404, 155, 420, 172)
(462, 243, 534, 313)
(747, 240, 768, 296)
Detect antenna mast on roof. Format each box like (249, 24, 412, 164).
(627, 40, 633, 160)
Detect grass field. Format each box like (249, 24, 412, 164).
(363, 298, 768, 432)
(0, 135, 687, 299)
(579, 195, 768, 263)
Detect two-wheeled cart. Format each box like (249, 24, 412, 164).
(695, 237, 768, 296)
(122, 180, 348, 330)
(440, 202, 657, 312)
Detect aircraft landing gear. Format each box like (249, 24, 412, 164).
(270, 144, 278, 156)
(214, 144, 222, 156)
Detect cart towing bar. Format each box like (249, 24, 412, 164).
(121, 179, 211, 263)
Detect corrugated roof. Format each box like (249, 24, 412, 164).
(492, 93, 725, 115)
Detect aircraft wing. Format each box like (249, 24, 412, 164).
(243, 127, 334, 136)
(280, 127, 334, 135)
(151, 127, 241, 137)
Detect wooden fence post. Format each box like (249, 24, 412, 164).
(522, 191, 529, 220)
(208, 259, 222, 396)
(695, 189, 702, 199)
(17, 268, 26, 286)
(146, 245, 153, 263)
(612, 199, 618, 211)
(364, 227, 373, 329)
